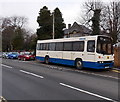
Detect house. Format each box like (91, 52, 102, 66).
(64, 22, 92, 38)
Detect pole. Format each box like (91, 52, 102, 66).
(53, 12, 55, 39)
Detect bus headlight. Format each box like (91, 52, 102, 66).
(98, 61, 104, 63)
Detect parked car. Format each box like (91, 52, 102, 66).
(18, 52, 35, 61)
(2, 52, 9, 58)
(0, 52, 2, 58)
(7, 52, 19, 59)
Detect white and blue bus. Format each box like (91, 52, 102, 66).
(36, 35, 114, 69)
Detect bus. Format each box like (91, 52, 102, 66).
(36, 35, 114, 69)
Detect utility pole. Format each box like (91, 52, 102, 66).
(52, 12, 55, 39)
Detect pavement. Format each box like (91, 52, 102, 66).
(1, 58, 119, 101)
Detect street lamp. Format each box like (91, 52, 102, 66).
(52, 12, 55, 39)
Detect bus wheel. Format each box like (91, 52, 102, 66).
(75, 59, 83, 69)
(45, 56, 49, 64)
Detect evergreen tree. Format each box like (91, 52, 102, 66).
(37, 6, 52, 40)
(92, 9, 101, 35)
(54, 8, 66, 38)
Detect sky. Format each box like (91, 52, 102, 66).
(0, 0, 112, 33)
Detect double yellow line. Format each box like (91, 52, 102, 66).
(112, 70, 120, 73)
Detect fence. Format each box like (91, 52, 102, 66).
(114, 47, 120, 68)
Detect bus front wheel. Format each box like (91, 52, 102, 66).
(75, 59, 83, 70)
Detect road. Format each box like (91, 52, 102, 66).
(1, 59, 119, 101)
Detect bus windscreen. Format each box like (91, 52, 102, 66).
(97, 36, 113, 55)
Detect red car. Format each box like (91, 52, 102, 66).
(18, 52, 35, 61)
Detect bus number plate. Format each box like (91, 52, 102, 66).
(105, 66, 109, 68)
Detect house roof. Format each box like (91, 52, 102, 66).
(64, 22, 92, 35)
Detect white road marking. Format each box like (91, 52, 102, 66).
(1, 64, 13, 69)
(60, 83, 117, 102)
(0, 96, 7, 102)
(20, 70, 44, 79)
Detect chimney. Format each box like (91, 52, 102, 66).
(68, 24, 71, 29)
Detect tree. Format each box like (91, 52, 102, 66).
(37, 6, 66, 40)
(101, 1, 120, 43)
(0, 17, 14, 51)
(54, 8, 66, 38)
(92, 9, 101, 35)
(24, 33, 37, 51)
(10, 16, 27, 28)
(29, 34, 37, 51)
(1, 16, 28, 51)
(2, 26, 15, 51)
(81, 1, 103, 35)
(12, 27, 24, 50)
(80, 1, 120, 43)
(37, 6, 52, 40)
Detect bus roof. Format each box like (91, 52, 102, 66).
(37, 35, 110, 43)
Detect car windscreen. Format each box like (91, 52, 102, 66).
(12, 52, 18, 54)
(24, 52, 31, 55)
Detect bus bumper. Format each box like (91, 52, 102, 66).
(83, 61, 114, 69)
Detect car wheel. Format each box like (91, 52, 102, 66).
(75, 59, 83, 70)
(18, 57, 20, 60)
(23, 57, 26, 61)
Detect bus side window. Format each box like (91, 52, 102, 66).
(46, 43, 49, 50)
(40, 43, 43, 50)
(36, 43, 40, 50)
(42, 43, 46, 50)
(73, 42, 80, 51)
(49, 43, 55, 51)
(73, 41, 84, 51)
(87, 40, 95, 52)
(79, 41, 84, 51)
(56, 42, 63, 51)
(41, 43, 43, 50)
(64, 42, 72, 51)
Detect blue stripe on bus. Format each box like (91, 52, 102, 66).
(49, 58, 75, 66)
(36, 56, 45, 62)
(36, 56, 113, 69)
(83, 61, 113, 69)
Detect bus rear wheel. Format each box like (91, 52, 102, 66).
(75, 59, 83, 70)
(45, 56, 49, 64)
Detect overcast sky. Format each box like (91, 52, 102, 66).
(0, 0, 112, 33)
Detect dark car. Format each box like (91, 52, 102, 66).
(18, 52, 35, 61)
